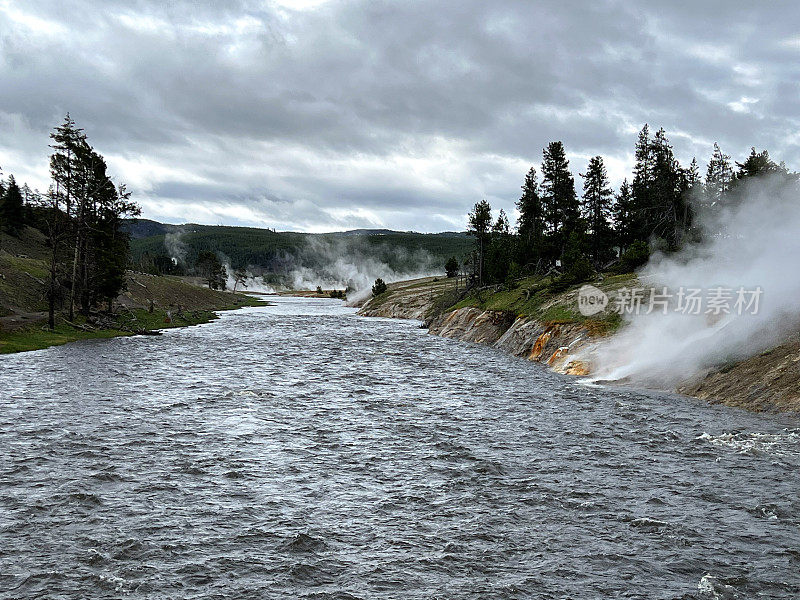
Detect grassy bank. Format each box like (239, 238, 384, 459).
(0, 301, 264, 355)
(429, 272, 638, 334)
(1, 227, 267, 354)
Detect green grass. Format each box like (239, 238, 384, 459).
(445, 272, 638, 332)
(0, 322, 129, 353)
(0, 304, 263, 354)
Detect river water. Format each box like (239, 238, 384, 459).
(1, 297, 799, 599)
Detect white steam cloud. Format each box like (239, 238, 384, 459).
(587, 175, 800, 387)
(283, 237, 444, 302)
(216, 256, 277, 294)
(164, 230, 187, 265)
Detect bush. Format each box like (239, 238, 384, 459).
(551, 233, 593, 292)
(372, 278, 388, 297)
(505, 261, 522, 287)
(616, 240, 650, 273)
(445, 256, 459, 278)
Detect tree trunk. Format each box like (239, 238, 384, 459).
(479, 237, 483, 287)
(68, 231, 79, 322)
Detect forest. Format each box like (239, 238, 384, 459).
(460, 125, 798, 291)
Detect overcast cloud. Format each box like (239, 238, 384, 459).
(2, 0, 800, 232)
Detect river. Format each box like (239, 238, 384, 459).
(1, 297, 799, 599)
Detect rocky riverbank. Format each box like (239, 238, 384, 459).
(358, 276, 800, 414)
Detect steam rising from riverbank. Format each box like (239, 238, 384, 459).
(589, 176, 800, 387)
(288, 237, 442, 301)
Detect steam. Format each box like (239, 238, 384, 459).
(207, 237, 441, 298)
(164, 230, 187, 265)
(588, 175, 800, 387)
(268, 236, 444, 302)
(217, 256, 277, 294)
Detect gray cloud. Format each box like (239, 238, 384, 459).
(1, 0, 799, 231)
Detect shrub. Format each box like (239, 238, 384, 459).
(445, 256, 459, 278)
(616, 240, 650, 273)
(372, 278, 388, 297)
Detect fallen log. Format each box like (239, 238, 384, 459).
(63, 319, 97, 332)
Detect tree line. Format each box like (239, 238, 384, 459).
(458, 124, 796, 288)
(0, 114, 140, 328)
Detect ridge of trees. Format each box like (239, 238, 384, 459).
(463, 125, 797, 288)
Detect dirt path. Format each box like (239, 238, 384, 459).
(0, 311, 48, 332)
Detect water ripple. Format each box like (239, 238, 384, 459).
(1, 297, 799, 598)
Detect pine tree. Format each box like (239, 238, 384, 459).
(372, 278, 387, 296)
(704, 142, 733, 208)
(486, 209, 511, 283)
(629, 125, 690, 249)
(47, 115, 140, 318)
(734, 147, 785, 180)
(516, 166, 545, 269)
(467, 199, 492, 286)
(94, 183, 140, 310)
(580, 156, 615, 267)
(49, 114, 86, 220)
(540, 141, 580, 262)
(1, 175, 24, 234)
(196, 251, 227, 290)
(629, 124, 653, 242)
(613, 179, 636, 252)
(686, 157, 701, 190)
(650, 128, 689, 249)
(49, 114, 89, 320)
(444, 256, 459, 278)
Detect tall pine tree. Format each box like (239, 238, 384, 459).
(704, 142, 733, 209)
(650, 128, 689, 249)
(486, 209, 511, 283)
(629, 124, 653, 243)
(734, 147, 785, 180)
(540, 141, 581, 262)
(516, 166, 545, 269)
(613, 179, 636, 251)
(580, 156, 614, 267)
(467, 199, 492, 286)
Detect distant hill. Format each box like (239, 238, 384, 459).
(124, 218, 173, 239)
(125, 220, 473, 276)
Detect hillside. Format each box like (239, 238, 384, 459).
(125, 220, 473, 276)
(0, 227, 262, 353)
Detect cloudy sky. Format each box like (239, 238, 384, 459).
(1, 1, 799, 232)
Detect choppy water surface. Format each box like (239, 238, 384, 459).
(1, 297, 799, 599)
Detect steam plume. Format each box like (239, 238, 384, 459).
(588, 175, 800, 387)
(280, 237, 443, 301)
(164, 230, 187, 265)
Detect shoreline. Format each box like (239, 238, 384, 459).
(0, 301, 266, 355)
(358, 277, 800, 415)
(0, 270, 267, 355)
